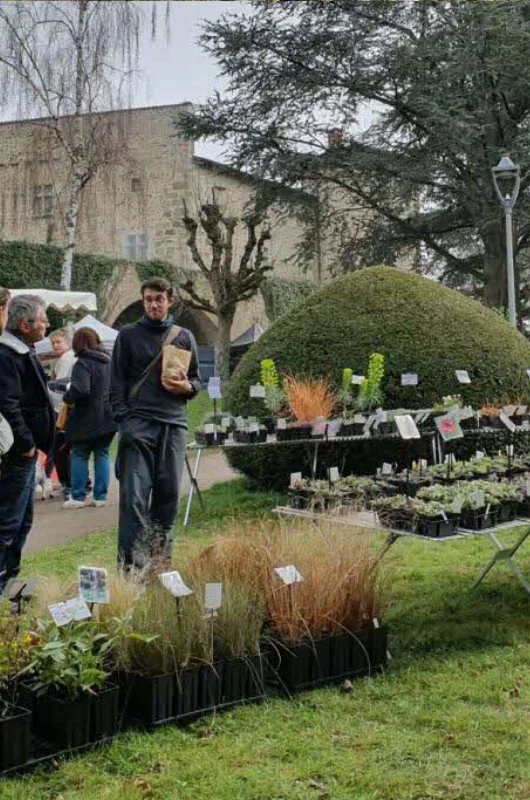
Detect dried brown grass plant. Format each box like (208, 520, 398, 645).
(284, 376, 337, 422)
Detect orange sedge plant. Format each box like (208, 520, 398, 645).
(284, 376, 337, 423)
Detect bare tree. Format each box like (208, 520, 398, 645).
(182, 194, 272, 381)
(0, 1, 155, 290)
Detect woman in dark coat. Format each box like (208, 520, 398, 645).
(62, 328, 117, 508)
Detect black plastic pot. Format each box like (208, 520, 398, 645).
(124, 673, 174, 725)
(174, 667, 200, 721)
(496, 503, 517, 524)
(220, 658, 248, 705)
(35, 693, 91, 749)
(195, 430, 227, 447)
(245, 654, 267, 700)
(459, 507, 495, 531)
(340, 422, 366, 438)
(90, 683, 119, 742)
(416, 515, 459, 539)
(199, 664, 223, 710)
(233, 430, 267, 445)
(517, 499, 530, 519)
(0, 705, 31, 772)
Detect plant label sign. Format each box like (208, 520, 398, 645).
(435, 412, 464, 442)
(204, 423, 215, 434)
(450, 498, 463, 514)
(473, 489, 485, 509)
(249, 384, 266, 399)
(381, 462, 393, 476)
(419, 458, 428, 470)
(276, 417, 287, 430)
(500, 410, 516, 433)
(526, 477, 530, 497)
(506, 444, 515, 458)
(290, 472, 303, 488)
(312, 421, 327, 437)
(394, 414, 421, 440)
(274, 565, 303, 585)
(455, 370, 471, 384)
(502, 405, 517, 417)
(49, 597, 92, 627)
(351, 374, 365, 385)
(78, 566, 109, 605)
(516, 405, 527, 416)
(159, 571, 193, 598)
(205, 582, 223, 612)
(327, 419, 342, 438)
(377, 411, 388, 424)
(526, 369, 530, 379)
(401, 373, 418, 387)
(475, 450, 485, 460)
(207, 377, 222, 401)
(329, 466, 340, 483)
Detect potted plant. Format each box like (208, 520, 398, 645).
(373, 495, 416, 532)
(233, 417, 268, 445)
(195, 412, 230, 447)
(281, 376, 337, 441)
(0, 609, 36, 772)
(338, 368, 364, 436)
(19, 619, 112, 749)
(356, 353, 385, 413)
(260, 359, 286, 434)
(479, 406, 504, 430)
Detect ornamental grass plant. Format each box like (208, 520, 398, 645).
(284, 376, 336, 422)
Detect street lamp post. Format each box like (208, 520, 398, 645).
(491, 155, 521, 328)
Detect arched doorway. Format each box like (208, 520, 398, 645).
(112, 300, 217, 347)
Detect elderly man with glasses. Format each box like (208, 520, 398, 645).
(0, 294, 55, 593)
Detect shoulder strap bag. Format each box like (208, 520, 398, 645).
(129, 324, 181, 401)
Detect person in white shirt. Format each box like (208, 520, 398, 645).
(50, 329, 76, 380)
(47, 329, 77, 497)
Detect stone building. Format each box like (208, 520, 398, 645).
(0, 103, 315, 345)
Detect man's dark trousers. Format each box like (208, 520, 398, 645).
(117, 415, 187, 569)
(0, 452, 36, 592)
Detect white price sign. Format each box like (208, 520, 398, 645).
(381, 462, 393, 476)
(290, 472, 303, 488)
(274, 565, 303, 585)
(159, 571, 193, 598)
(249, 384, 266, 399)
(401, 373, 418, 387)
(207, 377, 222, 400)
(351, 374, 365, 385)
(276, 418, 287, 430)
(394, 414, 421, 440)
(205, 582, 223, 612)
(49, 597, 92, 627)
(329, 466, 340, 483)
(455, 370, 471, 384)
(78, 566, 109, 605)
(500, 410, 516, 433)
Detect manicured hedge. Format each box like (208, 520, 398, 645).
(224, 267, 530, 488)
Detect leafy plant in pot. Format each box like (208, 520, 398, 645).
(356, 353, 385, 412)
(261, 358, 286, 434)
(18, 619, 113, 749)
(195, 412, 230, 447)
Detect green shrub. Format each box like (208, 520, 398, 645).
(225, 267, 530, 489)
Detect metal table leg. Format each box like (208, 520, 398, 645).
(183, 449, 205, 527)
(470, 524, 530, 596)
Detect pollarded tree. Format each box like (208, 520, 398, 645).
(178, 0, 530, 315)
(0, 1, 164, 291)
(181, 194, 272, 380)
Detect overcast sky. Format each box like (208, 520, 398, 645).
(137, 1, 241, 162)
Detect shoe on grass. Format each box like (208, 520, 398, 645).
(62, 498, 86, 509)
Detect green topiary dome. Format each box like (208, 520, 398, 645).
(226, 266, 530, 415)
(224, 267, 530, 490)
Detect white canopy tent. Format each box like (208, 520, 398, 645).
(8, 288, 97, 314)
(36, 314, 118, 357)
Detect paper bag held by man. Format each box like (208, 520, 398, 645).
(162, 345, 191, 380)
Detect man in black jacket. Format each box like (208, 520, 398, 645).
(111, 277, 201, 571)
(0, 294, 54, 592)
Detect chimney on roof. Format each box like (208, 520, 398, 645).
(328, 128, 344, 147)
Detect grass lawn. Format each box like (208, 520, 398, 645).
(5, 487, 530, 799)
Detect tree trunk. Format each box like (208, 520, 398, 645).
(215, 311, 235, 382)
(61, 171, 83, 290)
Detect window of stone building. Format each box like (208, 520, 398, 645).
(131, 177, 142, 193)
(33, 184, 55, 218)
(125, 233, 148, 261)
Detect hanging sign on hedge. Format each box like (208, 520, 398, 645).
(351, 374, 365, 385)
(274, 565, 303, 585)
(205, 582, 223, 612)
(49, 597, 92, 627)
(394, 414, 421, 440)
(207, 377, 222, 400)
(78, 566, 109, 605)
(249, 384, 266, 399)
(401, 373, 418, 387)
(455, 370, 471, 384)
(159, 571, 193, 598)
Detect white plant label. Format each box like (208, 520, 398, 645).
(382, 462, 393, 476)
(500, 411, 516, 433)
(475, 450, 485, 460)
(518, 405, 528, 415)
(456, 370, 471, 384)
(394, 414, 421, 440)
(458, 406, 474, 421)
(249, 384, 266, 399)
(502, 405, 517, 417)
(312, 421, 327, 437)
(207, 377, 222, 401)
(248, 422, 260, 434)
(419, 459, 428, 469)
(49, 597, 92, 627)
(221, 417, 231, 428)
(290, 472, 303, 488)
(274, 565, 303, 585)
(526, 369, 530, 379)
(526, 477, 530, 497)
(451, 498, 463, 514)
(204, 423, 215, 434)
(276, 418, 287, 430)
(329, 466, 340, 483)
(351, 374, 365, 385)
(205, 582, 223, 611)
(327, 419, 342, 438)
(353, 414, 365, 424)
(377, 411, 388, 424)
(235, 416, 245, 430)
(159, 571, 193, 598)
(78, 566, 109, 605)
(506, 444, 515, 458)
(401, 373, 418, 387)
(473, 489, 485, 509)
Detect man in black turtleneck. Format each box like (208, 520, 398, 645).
(111, 277, 201, 571)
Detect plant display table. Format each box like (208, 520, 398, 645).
(274, 506, 530, 597)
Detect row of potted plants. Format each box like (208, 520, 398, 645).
(0, 523, 387, 774)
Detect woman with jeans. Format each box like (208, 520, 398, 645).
(63, 328, 117, 509)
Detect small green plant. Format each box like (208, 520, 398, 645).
(356, 353, 385, 411)
(260, 358, 285, 416)
(338, 367, 355, 420)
